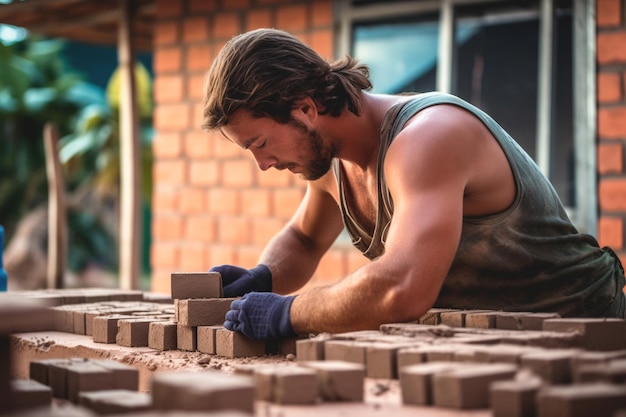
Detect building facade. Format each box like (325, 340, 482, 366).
(150, 0, 626, 294)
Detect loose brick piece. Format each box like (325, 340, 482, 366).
(151, 371, 255, 413)
(79, 389, 151, 414)
(171, 271, 223, 299)
(536, 383, 626, 417)
(521, 350, 578, 384)
(215, 327, 265, 358)
(300, 360, 365, 402)
(475, 344, 541, 365)
(149, 321, 178, 351)
(197, 325, 223, 354)
(432, 363, 518, 409)
(11, 379, 53, 410)
(47, 359, 76, 398)
(496, 312, 533, 330)
(176, 298, 236, 327)
(92, 315, 135, 344)
(490, 378, 542, 417)
(116, 318, 156, 347)
(400, 361, 458, 405)
(296, 337, 327, 361)
(176, 325, 197, 352)
(542, 318, 626, 351)
(255, 366, 318, 404)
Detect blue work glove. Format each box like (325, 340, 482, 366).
(224, 292, 297, 340)
(209, 264, 272, 298)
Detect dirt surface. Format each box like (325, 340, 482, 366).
(11, 331, 493, 417)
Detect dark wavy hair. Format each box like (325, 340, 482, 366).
(202, 28, 372, 130)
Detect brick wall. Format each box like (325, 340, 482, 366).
(150, 0, 367, 294)
(151, 0, 626, 294)
(597, 0, 626, 266)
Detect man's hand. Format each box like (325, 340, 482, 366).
(209, 264, 272, 297)
(224, 292, 297, 340)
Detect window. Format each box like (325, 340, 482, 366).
(337, 0, 596, 234)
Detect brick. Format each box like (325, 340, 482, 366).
(92, 315, 134, 343)
(79, 389, 151, 414)
(296, 337, 327, 361)
(366, 342, 415, 379)
(215, 327, 265, 358)
(490, 378, 542, 417)
(432, 363, 518, 409)
(65, 361, 116, 403)
(400, 362, 458, 405)
(276, 4, 308, 31)
(440, 309, 490, 328)
(245, 9, 272, 31)
(598, 142, 625, 174)
(300, 360, 365, 402)
(598, 107, 626, 139)
(597, 0, 623, 27)
(151, 371, 255, 413)
(153, 47, 182, 73)
(599, 216, 624, 248)
(598, 72, 622, 103)
(197, 325, 223, 354)
(48, 359, 74, 398)
(542, 318, 626, 351)
(521, 350, 578, 384)
(465, 311, 501, 328)
(324, 340, 368, 365)
(10, 379, 53, 410)
(170, 271, 223, 299)
(211, 12, 240, 39)
(177, 325, 197, 351)
(536, 383, 626, 417)
(598, 32, 626, 64)
(176, 298, 235, 326)
(116, 318, 156, 347)
(254, 366, 318, 404)
(149, 321, 178, 351)
(29, 358, 66, 385)
(574, 359, 626, 383)
(89, 360, 139, 391)
(475, 344, 540, 365)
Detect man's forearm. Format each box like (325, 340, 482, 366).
(259, 226, 324, 294)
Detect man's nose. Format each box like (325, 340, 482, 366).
(251, 150, 276, 171)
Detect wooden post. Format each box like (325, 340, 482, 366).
(117, 0, 141, 290)
(43, 122, 66, 289)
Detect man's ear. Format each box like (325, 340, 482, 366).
(293, 97, 318, 123)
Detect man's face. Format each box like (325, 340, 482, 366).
(220, 110, 338, 181)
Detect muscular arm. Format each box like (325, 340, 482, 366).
(260, 174, 345, 295)
(290, 106, 478, 333)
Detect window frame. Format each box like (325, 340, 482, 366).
(334, 0, 597, 234)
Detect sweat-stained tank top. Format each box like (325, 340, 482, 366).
(333, 92, 626, 317)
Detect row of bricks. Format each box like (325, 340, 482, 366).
(6, 377, 245, 415)
(52, 301, 175, 336)
(398, 361, 626, 417)
(8, 354, 626, 417)
(0, 288, 167, 307)
(296, 325, 626, 380)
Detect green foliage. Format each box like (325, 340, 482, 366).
(0, 36, 154, 275)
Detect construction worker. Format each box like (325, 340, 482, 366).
(201, 29, 626, 340)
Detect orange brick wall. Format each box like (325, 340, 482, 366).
(150, 0, 367, 294)
(151, 0, 626, 294)
(597, 0, 626, 266)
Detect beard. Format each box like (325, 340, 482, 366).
(284, 119, 339, 181)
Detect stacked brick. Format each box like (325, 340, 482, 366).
(167, 271, 266, 358)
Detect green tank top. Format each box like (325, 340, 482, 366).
(333, 92, 625, 317)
